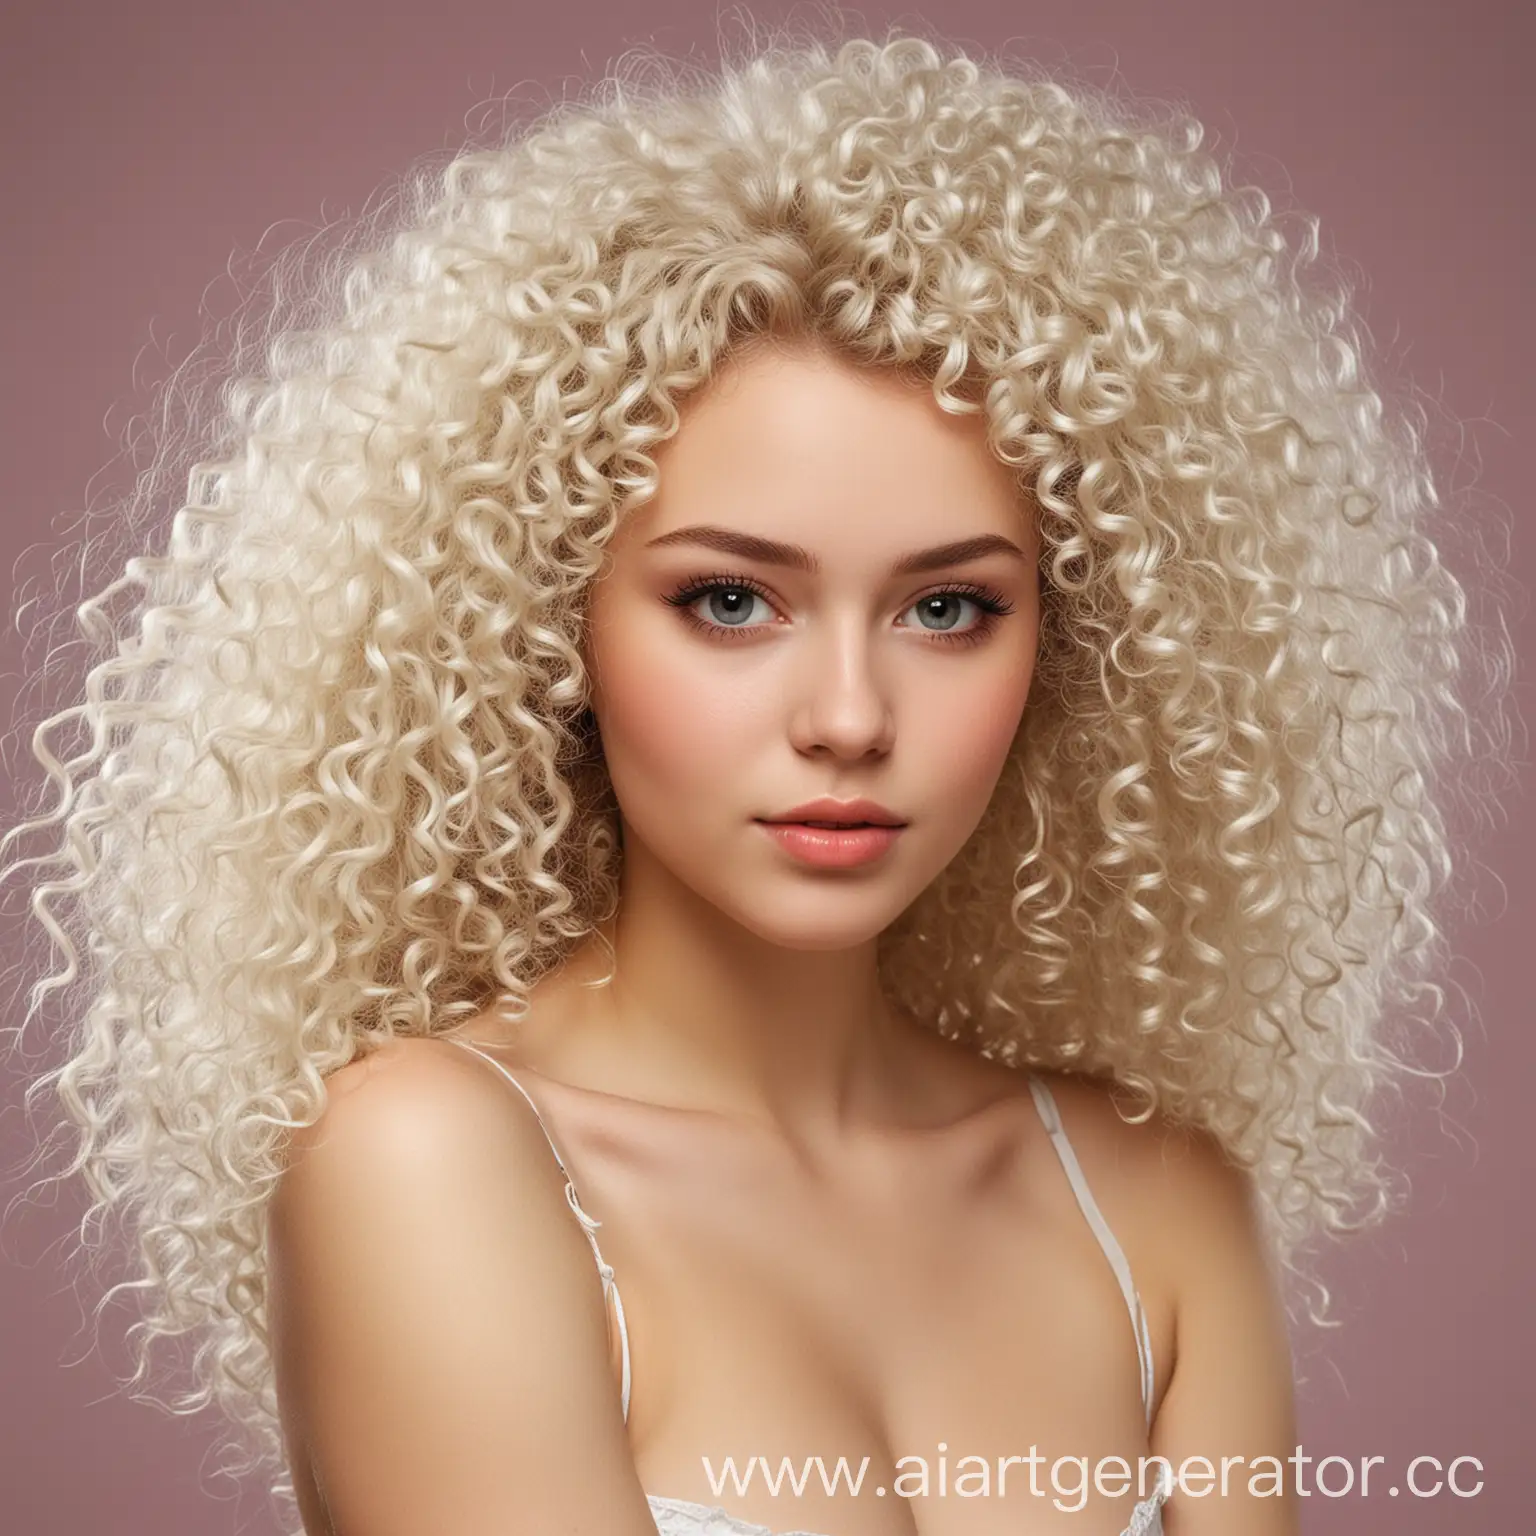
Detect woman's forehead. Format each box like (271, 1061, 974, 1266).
(621, 347, 1033, 558)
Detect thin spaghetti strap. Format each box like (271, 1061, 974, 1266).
(1027, 1075, 1156, 1426)
(441, 1037, 633, 1423)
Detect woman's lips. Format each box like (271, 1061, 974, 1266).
(755, 820, 904, 869)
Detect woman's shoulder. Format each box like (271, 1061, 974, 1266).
(902, 1025, 1255, 1250)
(274, 1033, 570, 1219)
(1027, 1066, 1230, 1169)
(265, 1032, 651, 1535)
(1025, 1066, 1268, 1287)
(268, 1033, 620, 1405)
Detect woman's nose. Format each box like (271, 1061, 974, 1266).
(786, 619, 896, 760)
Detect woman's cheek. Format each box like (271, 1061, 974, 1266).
(594, 624, 768, 811)
(916, 662, 1030, 790)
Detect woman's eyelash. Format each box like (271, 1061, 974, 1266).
(662, 571, 1015, 644)
(663, 571, 777, 611)
(921, 581, 1015, 618)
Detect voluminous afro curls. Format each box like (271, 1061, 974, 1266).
(0, 21, 1515, 1529)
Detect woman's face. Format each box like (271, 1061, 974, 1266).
(585, 341, 1041, 951)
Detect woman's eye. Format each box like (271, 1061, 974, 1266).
(903, 593, 982, 633)
(693, 586, 775, 629)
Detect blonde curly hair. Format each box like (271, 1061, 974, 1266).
(0, 20, 1513, 1530)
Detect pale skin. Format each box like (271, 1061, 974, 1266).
(267, 340, 1299, 1535)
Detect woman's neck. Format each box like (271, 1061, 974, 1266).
(518, 834, 925, 1145)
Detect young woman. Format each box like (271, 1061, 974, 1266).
(2, 26, 1500, 1536)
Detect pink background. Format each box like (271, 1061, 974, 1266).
(0, 0, 1529, 1530)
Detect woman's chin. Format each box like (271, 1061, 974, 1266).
(720, 888, 911, 953)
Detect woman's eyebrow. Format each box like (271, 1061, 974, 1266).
(644, 525, 1029, 574)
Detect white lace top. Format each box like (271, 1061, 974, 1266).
(446, 1042, 1171, 1536)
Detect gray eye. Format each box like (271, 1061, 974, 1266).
(701, 588, 770, 627)
(910, 594, 971, 631)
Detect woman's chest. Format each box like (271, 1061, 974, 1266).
(563, 1101, 1168, 1535)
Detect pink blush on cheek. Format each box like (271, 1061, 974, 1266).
(589, 627, 774, 822)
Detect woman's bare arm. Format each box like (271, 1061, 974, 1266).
(1044, 1075, 1299, 1535)
(1145, 1125, 1299, 1534)
(266, 1038, 657, 1536)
